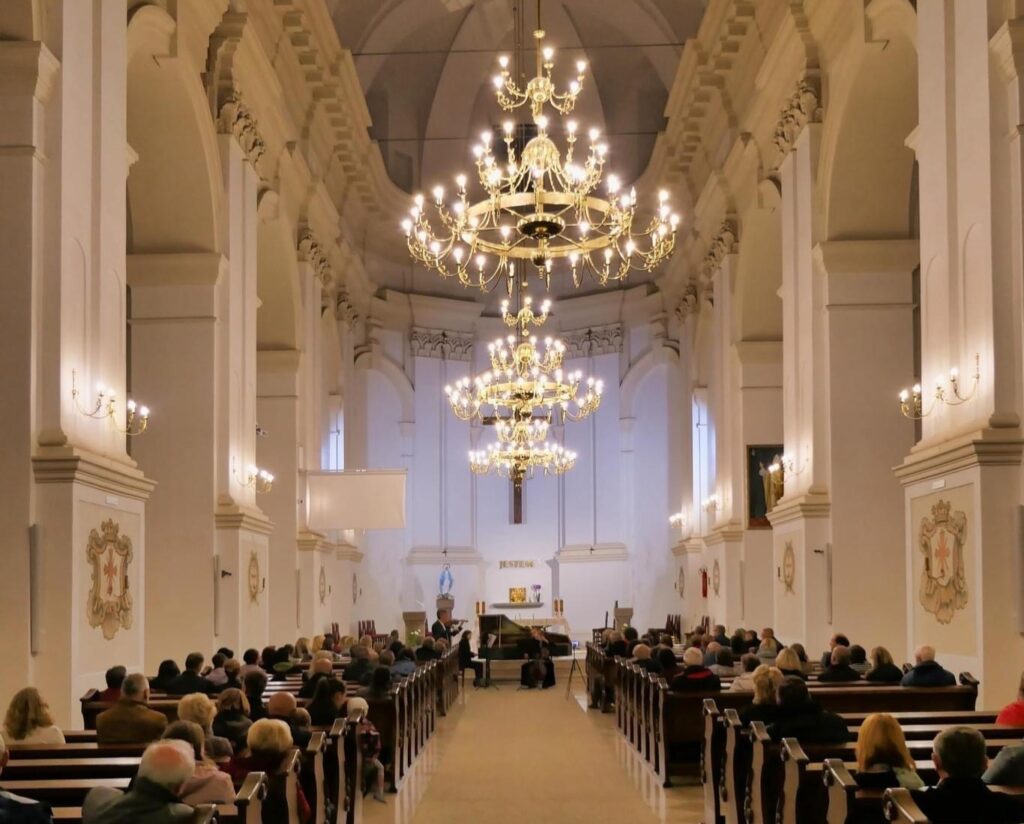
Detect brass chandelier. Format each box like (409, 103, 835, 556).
(401, 9, 679, 293)
(445, 289, 603, 481)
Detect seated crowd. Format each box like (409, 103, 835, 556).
(0, 629, 453, 822)
(594, 622, 1024, 822)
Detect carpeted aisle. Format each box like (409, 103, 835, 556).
(372, 683, 672, 824)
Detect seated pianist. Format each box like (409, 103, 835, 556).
(520, 628, 555, 690)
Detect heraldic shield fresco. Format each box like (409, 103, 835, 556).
(87, 519, 134, 640)
(917, 497, 968, 625)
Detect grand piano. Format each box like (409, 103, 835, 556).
(477, 613, 572, 659)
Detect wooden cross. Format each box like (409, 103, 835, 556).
(512, 475, 524, 525)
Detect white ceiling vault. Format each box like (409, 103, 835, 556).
(327, 0, 706, 302)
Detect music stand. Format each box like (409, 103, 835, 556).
(564, 643, 588, 700)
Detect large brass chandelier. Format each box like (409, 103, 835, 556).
(445, 290, 603, 481)
(401, 11, 679, 293)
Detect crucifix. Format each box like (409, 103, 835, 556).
(512, 472, 525, 525)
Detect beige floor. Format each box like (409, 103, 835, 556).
(363, 677, 703, 824)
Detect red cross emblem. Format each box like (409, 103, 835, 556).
(103, 552, 118, 596)
(934, 530, 950, 579)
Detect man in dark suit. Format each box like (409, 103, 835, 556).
(164, 653, 214, 696)
(266, 692, 311, 748)
(913, 726, 1022, 823)
(343, 645, 376, 682)
(817, 646, 862, 682)
(902, 645, 957, 687)
(431, 609, 456, 644)
(766, 678, 848, 743)
(819, 633, 851, 669)
(96, 673, 167, 744)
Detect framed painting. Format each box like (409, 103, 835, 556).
(747, 445, 784, 528)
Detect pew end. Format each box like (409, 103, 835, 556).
(234, 771, 269, 824)
(883, 787, 929, 823)
(822, 758, 857, 824)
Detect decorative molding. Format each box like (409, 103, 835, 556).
(700, 220, 738, 285)
(894, 430, 1024, 485)
(32, 446, 156, 501)
(561, 323, 623, 358)
(217, 89, 265, 166)
(773, 77, 823, 158)
(297, 529, 334, 553)
(554, 543, 629, 563)
(410, 327, 474, 361)
(336, 541, 364, 563)
(214, 502, 274, 536)
(335, 288, 359, 324)
(86, 519, 134, 640)
(765, 492, 832, 526)
(674, 283, 700, 321)
(297, 228, 333, 287)
(406, 546, 483, 565)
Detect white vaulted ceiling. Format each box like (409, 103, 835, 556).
(328, 0, 705, 301)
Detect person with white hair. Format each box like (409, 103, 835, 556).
(668, 646, 722, 692)
(82, 739, 195, 823)
(0, 732, 55, 822)
(901, 645, 956, 688)
(347, 698, 386, 803)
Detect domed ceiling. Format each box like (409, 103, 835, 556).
(329, 0, 705, 301)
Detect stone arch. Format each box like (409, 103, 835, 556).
(819, 0, 918, 240)
(734, 179, 783, 342)
(354, 350, 415, 423)
(620, 344, 679, 420)
(255, 190, 301, 351)
(126, 5, 222, 254)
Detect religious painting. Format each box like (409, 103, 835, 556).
(917, 498, 968, 624)
(782, 541, 796, 594)
(748, 445, 784, 528)
(86, 519, 133, 640)
(509, 586, 527, 604)
(911, 484, 976, 656)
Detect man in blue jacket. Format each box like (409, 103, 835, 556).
(901, 645, 956, 687)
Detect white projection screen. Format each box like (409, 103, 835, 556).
(306, 470, 407, 530)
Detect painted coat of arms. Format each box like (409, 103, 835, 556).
(87, 520, 133, 640)
(918, 499, 968, 624)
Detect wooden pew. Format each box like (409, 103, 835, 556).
(883, 787, 930, 823)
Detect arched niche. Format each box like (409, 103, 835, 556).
(734, 180, 783, 342)
(820, 0, 918, 241)
(255, 191, 301, 351)
(126, 5, 222, 254)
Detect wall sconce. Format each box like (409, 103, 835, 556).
(669, 511, 692, 539)
(767, 454, 807, 478)
(71, 370, 150, 435)
(898, 354, 980, 419)
(238, 464, 275, 494)
(701, 496, 719, 513)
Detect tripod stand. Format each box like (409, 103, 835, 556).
(564, 650, 588, 700)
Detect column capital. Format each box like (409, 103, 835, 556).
(0, 41, 60, 102)
(772, 75, 823, 162)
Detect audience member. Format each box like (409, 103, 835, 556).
(96, 673, 167, 744)
(670, 647, 721, 692)
(358, 665, 394, 701)
(728, 654, 760, 691)
(775, 647, 806, 680)
(211, 689, 251, 752)
(347, 698, 387, 803)
(267, 692, 311, 748)
(310, 635, 326, 655)
(912, 726, 1021, 823)
(298, 656, 334, 699)
(95, 667, 126, 703)
(149, 660, 180, 692)
(711, 624, 729, 646)
(392, 648, 417, 679)
(820, 633, 851, 669)
(623, 626, 640, 656)
(605, 631, 628, 658)
(789, 643, 810, 671)
(3, 688, 65, 745)
(203, 653, 227, 688)
(901, 645, 956, 688)
(866, 646, 904, 684)
(849, 644, 870, 675)
(161, 721, 234, 805)
(632, 644, 662, 675)
(656, 647, 680, 682)
(740, 666, 784, 725)
(702, 640, 720, 667)
(414, 638, 439, 663)
(742, 629, 758, 652)
(983, 736, 1024, 786)
(82, 739, 194, 823)
(220, 659, 242, 693)
(996, 671, 1024, 727)
(854, 713, 925, 789)
(709, 648, 737, 677)
(766, 678, 849, 743)
(0, 732, 53, 822)
(259, 646, 277, 673)
(757, 628, 780, 661)
(226, 720, 311, 823)
(308, 679, 348, 727)
(730, 629, 747, 657)
(165, 653, 214, 696)
(458, 632, 484, 686)
(239, 649, 261, 678)
(176, 694, 232, 761)
(818, 646, 862, 683)
(243, 670, 268, 722)
(294, 637, 312, 661)
(291, 708, 311, 730)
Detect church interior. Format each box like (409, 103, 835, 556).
(3, 0, 1024, 822)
